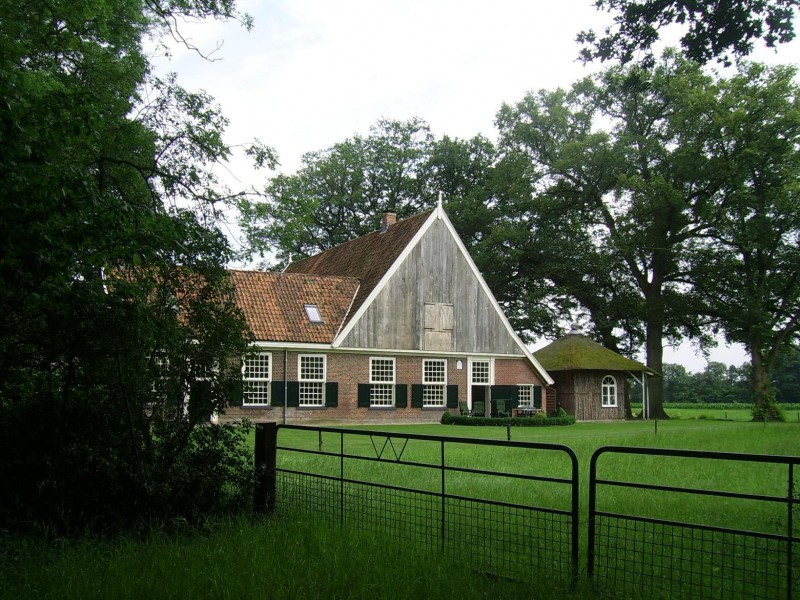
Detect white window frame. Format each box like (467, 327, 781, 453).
(517, 384, 534, 407)
(243, 352, 272, 406)
(369, 357, 395, 407)
(470, 360, 491, 385)
(602, 375, 617, 407)
(304, 304, 322, 323)
(422, 359, 447, 407)
(298, 354, 326, 407)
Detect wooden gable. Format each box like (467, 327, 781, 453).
(337, 210, 526, 356)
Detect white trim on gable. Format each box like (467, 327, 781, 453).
(332, 210, 439, 348)
(434, 205, 553, 385)
(331, 205, 553, 386)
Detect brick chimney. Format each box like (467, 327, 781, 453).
(381, 211, 397, 232)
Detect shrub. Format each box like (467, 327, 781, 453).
(446, 414, 576, 427)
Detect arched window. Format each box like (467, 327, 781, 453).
(601, 375, 617, 407)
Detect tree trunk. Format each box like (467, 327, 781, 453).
(643, 275, 670, 419)
(750, 345, 779, 420)
(644, 317, 669, 419)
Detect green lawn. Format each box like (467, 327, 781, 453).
(4, 419, 799, 600)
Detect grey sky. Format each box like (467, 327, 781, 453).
(154, 0, 800, 370)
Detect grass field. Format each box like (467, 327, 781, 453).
(3, 418, 799, 599)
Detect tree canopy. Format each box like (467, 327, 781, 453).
(579, 0, 800, 67)
(687, 62, 800, 416)
(0, 0, 262, 533)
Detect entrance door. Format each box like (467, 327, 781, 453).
(468, 359, 492, 417)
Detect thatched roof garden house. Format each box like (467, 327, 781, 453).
(533, 328, 657, 420)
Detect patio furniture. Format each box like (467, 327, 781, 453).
(495, 399, 511, 418)
(472, 400, 485, 417)
(459, 400, 470, 416)
(513, 407, 542, 418)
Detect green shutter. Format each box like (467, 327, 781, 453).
(225, 378, 243, 407)
(446, 385, 459, 408)
(270, 381, 284, 407)
(325, 382, 338, 407)
(533, 385, 543, 409)
(188, 380, 213, 422)
(286, 381, 300, 407)
(395, 384, 407, 408)
(490, 385, 518, 417)
(491, 385, 519, 406)
(411, 384, 424, 408)
(357, 384, 371, 407)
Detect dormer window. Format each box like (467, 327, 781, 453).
(304, 304, 322, 323)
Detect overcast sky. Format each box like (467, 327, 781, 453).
(154, 0, 800, 371)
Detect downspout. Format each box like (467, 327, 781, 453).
(284, 348, 288, 425)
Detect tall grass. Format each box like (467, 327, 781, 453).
(0, 516, 571, 600)
(3, 420, 798, 599)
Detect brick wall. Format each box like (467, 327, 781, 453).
(222, 351, 461, 425)
(220, 351, 550, 425)
(494, 357, 544, 386)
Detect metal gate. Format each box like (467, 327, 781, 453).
(258, 424, 579, 585)
(588, 446, 800, 599)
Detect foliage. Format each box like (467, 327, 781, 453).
(0, 0, 259, 534)
(656, 362, 752, 404)
(750, 391, 785, 422)
(687, 62, 800, 411)
(578, 0, 800, 67)
(774, 347, 800, 403)
(238, 118, 438, 266)
(495, 52, 724, 418)
(445, 414, 576, 427)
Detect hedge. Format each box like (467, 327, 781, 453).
(441, 413, 575, 427)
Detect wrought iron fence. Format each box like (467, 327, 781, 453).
(588, 446, 800, 600)
(258, 424, 579, 585)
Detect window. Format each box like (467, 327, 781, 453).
(602, 375, 617, 407)
(518, 384, 533, 407)
(370, 358, 395, 406)
(304, 304, 322, 323)
(243, 352, 271, 405)
(470, 360, 490, 385)
(299, 355, 326, 406)
(424, 303, 454, 351)
(422, 359, 447, 407)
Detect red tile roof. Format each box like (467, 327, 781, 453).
(230, 270, 359, 344)
(284, 210, 433, 316)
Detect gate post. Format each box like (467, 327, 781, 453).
(254, 422, 278, 515)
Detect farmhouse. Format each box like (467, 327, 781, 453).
(533, 327, 655, 420)
(223, 204, 553, 424)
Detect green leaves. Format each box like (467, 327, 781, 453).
(578, 0, 800, 67)
(0, 0, 257, 533)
